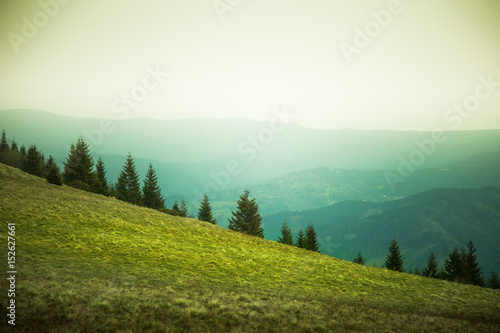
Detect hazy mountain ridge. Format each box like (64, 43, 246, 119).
(263, 186, 500, 275)
(204, 150, 500, 226)
(2, 109, 500, 199)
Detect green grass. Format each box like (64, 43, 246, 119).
(1, 163, 499, 332)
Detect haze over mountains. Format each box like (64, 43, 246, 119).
(2, 109, 500, 199)
(2, 108, 500, 280)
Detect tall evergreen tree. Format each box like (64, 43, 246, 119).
(488, 271, 500, 290)
(22, 144, 43, 176)
(92, 156, 109, 196)
(0, 130, 8, 162)
(178, 200, 190, 217)
(63, 137, 94, 188)
(304, 223, 320, 252)
(44, 155, 55, 175)
(462, 240, 484, 286)
(422, 252, 440, 278)
(228, 189, 264, 238)
(10, 140, 17, 152)
(115, 153, 142, 205)
(443, 247, 465, 283)
(198, 194, 216, 224)
(384, 239, 404, 272)
(277, 220, 293, 245)
(142, 163, 165, 210)
(353, 251, 365, 265)
(295, 229, 305, 249)
(45, 157, 62, 186)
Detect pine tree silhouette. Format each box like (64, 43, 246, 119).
(228, 189, 264, 238)
(142, 163, 165, 210)
(384, 239, 404, 272)
(198, 194, 216, 224)
(277, 220, 293, 245)
(115, 153, 142, 205)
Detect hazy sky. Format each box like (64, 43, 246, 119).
(1, 0, 499, 130)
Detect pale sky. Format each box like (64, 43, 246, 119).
(1, 0, 499, 130)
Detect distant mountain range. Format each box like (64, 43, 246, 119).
(205, 150, 500, 220)
(2, 109, 500, 199)
(263, 186, 500, 275)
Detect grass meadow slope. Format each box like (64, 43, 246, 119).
(1, 163, 500, 332)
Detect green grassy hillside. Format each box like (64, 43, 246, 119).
(1, 163, 499, 332)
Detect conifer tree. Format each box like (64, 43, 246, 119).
(45, 157, 62, 186)
(115, 153, 142, 205)
(228, 189, 264, 238)
(295, 229, 305, 248)
(462, 240, 484, 286)
(353, 251, 365, 265)
(304, 223, 320, 252)
(277, 220, 293, 245)
(172, 201, 180, 214)
(22, 145, 43, 176)
(10, 140, 17, 152)
(0, 130, 8, 162)
(488, 271, 500, 290)
(4, 139, 22, 168)
(198, 194, 216, 224)
(142, 163, 165, 210)
(384, 239, 404, 272)
(92, 156, 109, 196)
(63, 137, 94, 188)
(179, 200, 190, 217)
(422, 252, 440, 278)
(443, 247, 465, 282)
(44, 155, 54, 174)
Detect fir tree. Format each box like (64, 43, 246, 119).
(422, 252, 440, 278)
(443, 247, 465, 282)
(172, 201, 180, 214)
(22, 145, 43, 176)
(10, 140, 17, 152)
(142, 163, 165, 210)
(228, 189, 264, 238)
(295, 229, 305, 248)
(45, 157, 62, 186)
(63, 137, 94, 188)
(198, 194, 216, 224)
(115, 153, 142, 205)
(462, 240, 484, 286)
(178, 200, 190, 217)
(44, 155, 55, 174)
(304, 223, 320, 252)
(277, 220, 293, 245)
(92, 156, 109, 196)
(488, 271, 500, 290)
(353, 251, 365, 265)
(0, 130, 8, 162)
(384, 239, 404, 272)
(4, 139, 22, 168)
